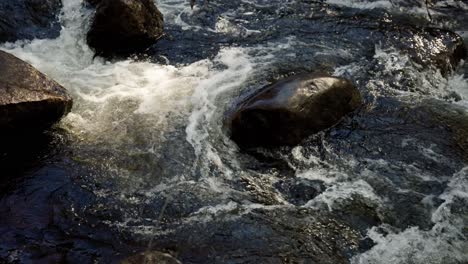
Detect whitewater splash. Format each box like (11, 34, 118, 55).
(1, 0, 467, 263)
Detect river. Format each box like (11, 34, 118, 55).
(0, 0, 467, 263)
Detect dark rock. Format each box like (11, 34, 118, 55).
(416, 99, 468, 161)
(148, 208, 362, 263)
(0, 50, 73, 133)
(225, 74, 362, 148)
(382, 191, 435, 231)
(386, 26, 466, 74)
(0, 131, 60, 184)
(329, 194, 382, 235)
(0, 0, 62, 43)
(87, 0, 164, 57)
(274, 178, 325, 206)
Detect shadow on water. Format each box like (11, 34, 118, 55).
(0, 130, 63, 186)
(0, 130, 140, 262)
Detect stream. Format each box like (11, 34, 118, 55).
(1, 0, 468, 263)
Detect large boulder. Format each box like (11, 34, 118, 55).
(225, 74, 362, 148)
(87, 0, 164, 56)
(0, 50, 72, 133)
(0, 0, 62, 43)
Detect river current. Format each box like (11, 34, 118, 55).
(1, 0, 468, 263)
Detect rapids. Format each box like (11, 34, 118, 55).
(0, 0, 467, 263)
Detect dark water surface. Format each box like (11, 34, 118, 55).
(1, 0, 468, 263)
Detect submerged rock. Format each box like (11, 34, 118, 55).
(416, 99, 468, 161)
(387, 27, 467, 74)
(0, 0, 62, 43)
(121, 251, 181, 264)
(0, 51, 73, 133)
(225, 74, 362, 148)
(87, 0, 164, 57)
(147, 208, 362, 263)
(274, 178, 326, 206)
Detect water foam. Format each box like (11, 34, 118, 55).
(352, 167, 468, 264)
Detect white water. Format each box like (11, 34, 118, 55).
(352, 167, 468, 264)
(2, 0, 253, 176)
(0, 0, 297, 206)
(1, 0, 468, 263)
(326, 0, 468, 13)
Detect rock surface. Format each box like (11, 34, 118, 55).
(415, 99, 468, 161)
(0, 0, 62, 43)
(386, 26, 467, 74)
(225, 74, 362, 148)
(147, 208, 362, 264)
(87, 0, 164, 56)
(0, 50, 72, 133)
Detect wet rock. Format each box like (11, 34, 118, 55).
(0, 0, 62, 43)
(0, 131, 60, 183)
(274, 178, 325, 206)
(327, 97, 467, 175)
(416, 99, 468, 161)
(382, 191, 435, 231)
(0, 51, 73, 133)
(329, 194, 382, 235)
(225, 74, 362, 148)
(148, 208, 362, 263)
(121, 251, 181, 264)
(386, 26, 467, 74)
(87, 0, 164, 57)
(240, 175, 284, 205)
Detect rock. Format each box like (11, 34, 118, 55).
(381, 191, 435, 231)
(225, 74, 362, 148)
(0, 0, 62, 43)
(329, 194, 382, 235)
(87, 0, 164, 56)
(147, 208, 362, 263)
(0, 50, 73, 133)
(274, 178, 325, 206)
(121, 251, 181, 264)
(385, 26, 467, 74)
(416, 99, 468, 161)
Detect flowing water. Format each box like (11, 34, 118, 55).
(1, 0, 468, 263)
